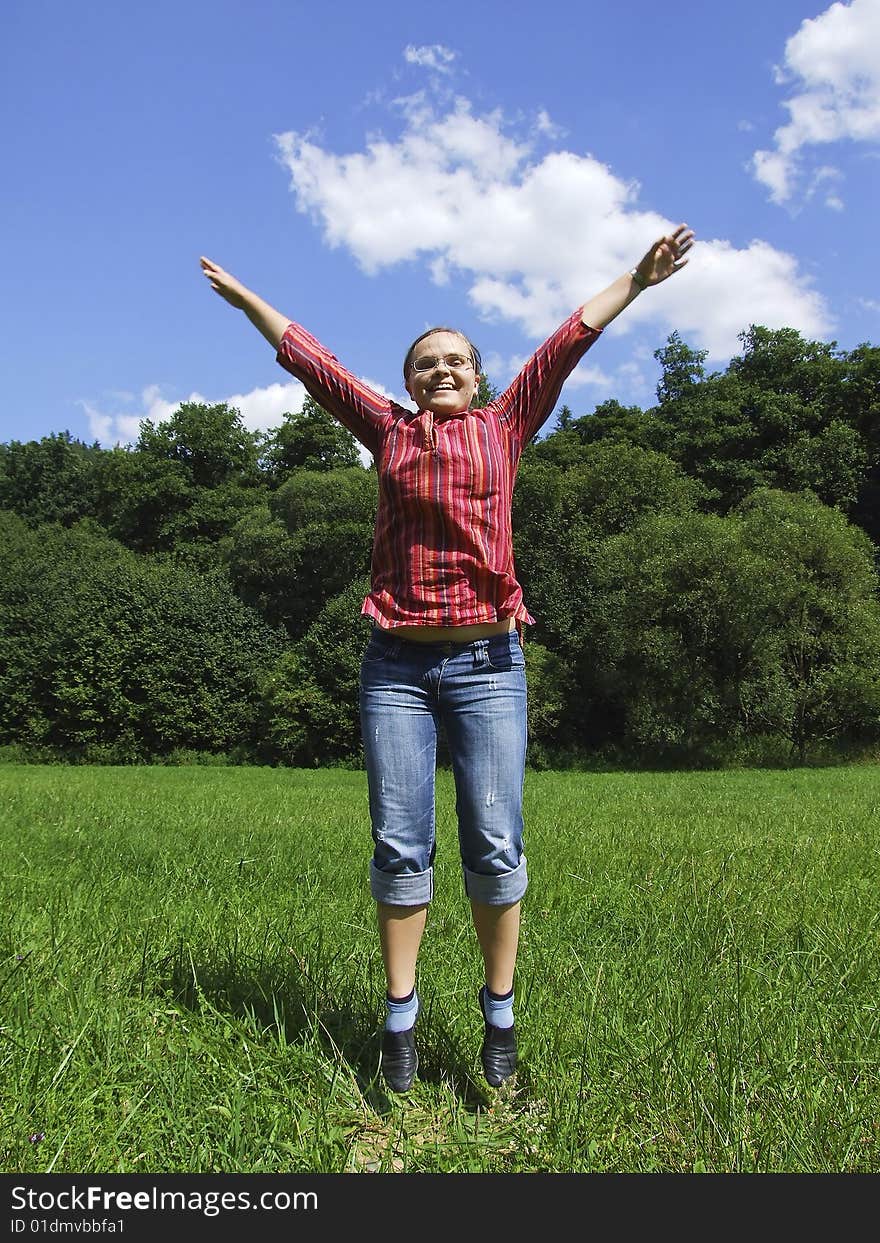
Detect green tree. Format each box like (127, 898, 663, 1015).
(589, 511, 771, 759)
(585, 491, 880, 763)
(259, 396, 362, 482)
(655, 331, 708, 404)
(764, 417, 866, 511)
(729, 325, 839, 403)
(475, 373, 499, 408)
(571, 399, 649, 448)
(834, 341, 880, 545)
(521, 640, 575, 770)
(736, 489, 880, 762)
(643, 328, 871, 517)
(511, 444, 704, 759)
(95, 403, 265, 561)
(226, 468, 376, 637)
(260, 577, 372, 766)
(514, 442, 704, 656)
(0, 513, 285, 761)
(93, 446, 193, 555)
(525, 399, 649, 468)
(136, 402, 261, 489)
(269, 466, 377, 531)
(0, 433, 102, 527)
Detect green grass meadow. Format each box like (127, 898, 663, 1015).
(1, 761, 878, 1173)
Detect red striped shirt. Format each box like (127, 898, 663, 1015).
(276, 310, 601, 628)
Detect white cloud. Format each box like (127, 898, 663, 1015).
(275, 77, 831, 361)
(614, 361, 652, 401)
(226, 381, 307, 433)
(651, 238, 828, 360)
(78, 380, 307, 447)
(751, 0, 880, 205)
(79, 377, 382, 468)
(403, 44, 456, 73)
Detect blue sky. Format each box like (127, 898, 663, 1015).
(2, 0, 878, 453)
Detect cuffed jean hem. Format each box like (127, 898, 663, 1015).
(462, 854, 528, 906)
(370, 860, 434, 906)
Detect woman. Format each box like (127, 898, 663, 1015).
(200, 222, 694, 1092)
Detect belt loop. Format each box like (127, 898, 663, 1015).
(377, 627, 401, 660)
(472, 638, 490, 668)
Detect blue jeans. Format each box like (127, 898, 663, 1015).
(359, 627, 529, 907)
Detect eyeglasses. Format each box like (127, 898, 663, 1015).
(409, 352, 474, 373)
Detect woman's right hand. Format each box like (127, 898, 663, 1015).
(200, 256, 251, 309)
(199, 256, 292, 349)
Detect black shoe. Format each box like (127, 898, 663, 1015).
(381, 1027, 418, 1093)
(479, 987, 518, 1086)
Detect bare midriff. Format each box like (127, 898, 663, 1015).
(387, 618, 516, 643)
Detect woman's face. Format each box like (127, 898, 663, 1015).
(404, 330, 480, 416)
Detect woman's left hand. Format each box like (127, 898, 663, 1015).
(634, 223, 695, 287)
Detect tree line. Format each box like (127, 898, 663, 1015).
(2, 324, 879, 768)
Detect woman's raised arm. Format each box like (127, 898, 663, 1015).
(200, 257, 291, 350)
(580, 223, 695, 331)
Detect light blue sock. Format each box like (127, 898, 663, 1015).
(481, 985, 514, 1030)
(384, 988, 419, 1033)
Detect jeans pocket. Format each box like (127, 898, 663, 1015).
(485, 632, 525, 672)
(361, 631, 395, 666)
